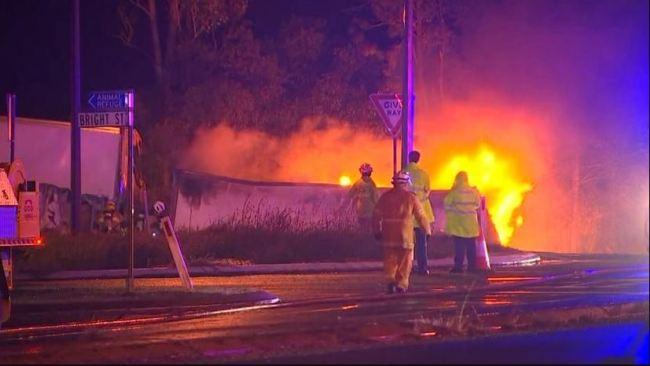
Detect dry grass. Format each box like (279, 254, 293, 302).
(15, 207, 517, 272)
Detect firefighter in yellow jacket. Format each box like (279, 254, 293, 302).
(373, 171, 431, 294)
(403, 150, 435, 275)
(444, 171, 481, 273)
(348, 163, 379, 232)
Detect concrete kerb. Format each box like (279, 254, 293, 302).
(15, 253, 542, 281)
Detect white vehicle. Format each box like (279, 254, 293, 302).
(0, 116, 146, 232)
(0, 116, 129, 198)
(0, 159, 42, 325)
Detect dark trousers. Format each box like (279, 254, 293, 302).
(453, 236, 477, 270)
(414, 227, 428, 272)
(358, 217, 372, 233)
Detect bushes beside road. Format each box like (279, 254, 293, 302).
(14, 208, 518, 272)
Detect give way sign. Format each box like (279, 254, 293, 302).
(369, 93, 403, 138)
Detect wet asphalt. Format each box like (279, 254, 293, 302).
(0, 253, 648, 363)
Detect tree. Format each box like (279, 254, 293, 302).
(414, 0, 470, 103)
(117, 0, 247, 118)
(277, 16, 326, 98)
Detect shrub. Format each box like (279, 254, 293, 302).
(14, 208, 518, 272)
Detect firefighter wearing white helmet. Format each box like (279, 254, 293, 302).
(347, 163, 379, 232)
(372, 170, 431, 294)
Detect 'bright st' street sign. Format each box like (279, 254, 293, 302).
(79, 111, 131, 127)
(88, 90, 130, 111)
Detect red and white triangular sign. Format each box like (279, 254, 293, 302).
(369, 93, 403, 138)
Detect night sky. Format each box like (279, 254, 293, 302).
(3, 0, 647, 128)
(0, 0, 362, 120)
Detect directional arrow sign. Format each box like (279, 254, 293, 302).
(369, 93, 403, 138)
(78, 112, 131, 127)
(88, 90, 130, 111)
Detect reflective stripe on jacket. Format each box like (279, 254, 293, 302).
(372, 187, 431, 249)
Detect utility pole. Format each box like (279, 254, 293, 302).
(71, 0, 81, 234)
(401, 0, 415, 169)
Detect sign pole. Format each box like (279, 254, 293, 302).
(392, 138, 397, 175)
(127, 91, 135, 292)
(80, 89, 135, 290)
(71, 0, 81, 234)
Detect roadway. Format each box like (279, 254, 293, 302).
(0, 253, 648, 363)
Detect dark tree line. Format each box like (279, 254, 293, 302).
(112, 0, 472, 201)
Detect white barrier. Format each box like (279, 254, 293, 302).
(154, 201, 193, 291)
(171, 169, 502, 245)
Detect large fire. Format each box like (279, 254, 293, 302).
(339, 175, 352, 187)
(432, 144, 533, 245)
(336, 144, 532, 244)
(183, 99, 550, 247)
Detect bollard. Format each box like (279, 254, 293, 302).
(475, 196, 492, 271)
(153, 201, 193, 290)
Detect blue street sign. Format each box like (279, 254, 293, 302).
(88, 90, 131, 111)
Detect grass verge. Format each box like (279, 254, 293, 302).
(14, 208, 519, 272)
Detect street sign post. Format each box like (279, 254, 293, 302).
(82, 89, 136, 292)
(370, 93, 403, 175)
(126, 91, 135, 293)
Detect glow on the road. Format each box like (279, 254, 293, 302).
(482, 295, 512, 306)
(419, 331, 437, 337)
(487, 276, 539, 284)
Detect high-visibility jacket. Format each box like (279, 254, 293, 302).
(444, 181, 481, 238)
(372, 187, 431, 249)
(348, 176, 379, 218)
(403, 162, 435, 228)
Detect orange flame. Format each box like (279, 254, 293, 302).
(339, 175, 352, 186)
(433, 144, 533, 244)
(183, 98, 551, 247)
